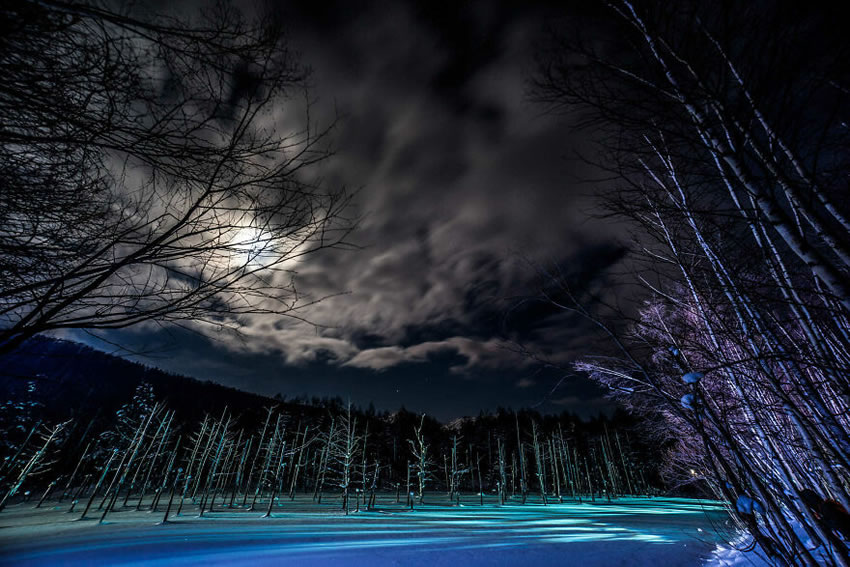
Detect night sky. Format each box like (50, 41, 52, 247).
(67, 0, 625, 420)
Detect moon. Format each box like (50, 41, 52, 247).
(229, 225, 272, 267)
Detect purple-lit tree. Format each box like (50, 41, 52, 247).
(534, 1, 850, 564)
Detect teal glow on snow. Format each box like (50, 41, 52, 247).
(0, 497, 732, 567)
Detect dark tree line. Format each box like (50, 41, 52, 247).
(0, 378, 660, 517)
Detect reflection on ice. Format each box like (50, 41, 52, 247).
(0, 496, 732, 567)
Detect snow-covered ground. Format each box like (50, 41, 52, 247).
(0, 495, 742, 566)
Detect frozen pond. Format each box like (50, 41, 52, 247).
(0, 495, 734, 566)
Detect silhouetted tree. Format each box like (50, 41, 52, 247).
(0, 0, 353, 355)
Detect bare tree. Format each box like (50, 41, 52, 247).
(532, 2, 850, 564)
(496, 437, 507, 504)
(534, 2, 850, 311)
(328, 403, 360, 514)
(447, 435, 468, 504)
(0, 420, 70, 511)
(408, 414, 432, 504)
(531, 421, 547, 505)
(0, 0, 353, 355)
(514, 414, 528, 504)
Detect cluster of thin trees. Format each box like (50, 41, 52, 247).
(0, 384, 655, 519)
(533, 1, 850, 565)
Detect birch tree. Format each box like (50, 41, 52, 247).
(328, 403, 360, 514)
(408, 414, 432, 504)
(533, 2, 850, 564)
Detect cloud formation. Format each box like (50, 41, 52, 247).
(79, 1, 626, 417)
(182, 0, 622, 377)
(343, 337, 528, 373)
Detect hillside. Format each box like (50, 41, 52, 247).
(0, 337, 320, 429)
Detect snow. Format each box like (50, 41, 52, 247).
(703, 515, 840, 567)
(0, 495, 739, 566)
(704, 536, 772, 567)
(682, 372, 704, 385)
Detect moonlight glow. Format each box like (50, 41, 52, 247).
(229, 225, 273, 267)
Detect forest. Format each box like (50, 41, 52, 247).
(0, 338, 660, 519)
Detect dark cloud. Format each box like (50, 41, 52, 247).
(72, 0, 625, 419)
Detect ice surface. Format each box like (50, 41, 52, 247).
(0, 495, 738, 566)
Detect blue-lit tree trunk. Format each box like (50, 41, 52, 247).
(408, 415, 431, 505)
(533, 1, 850, 564)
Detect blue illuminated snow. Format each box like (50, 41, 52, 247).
(682, 372, 703, 385)
(0, 497, 733, 567)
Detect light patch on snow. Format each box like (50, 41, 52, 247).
(0, 495, 737, 567)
